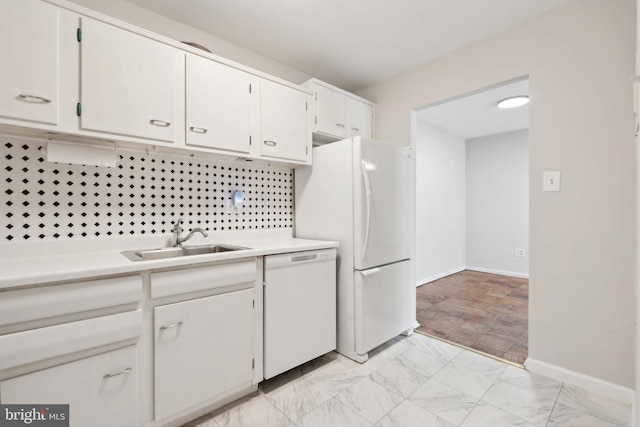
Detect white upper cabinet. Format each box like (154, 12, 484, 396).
(186, 54, 258, 154)
(0, 0, 59, 125)
(314, 83, 347, 139)
(348, 97, 374, 139)
(260, 79, 310, 163)
(304, 78, 375, 144)
(0, 1, 312, 166)
(79, 17, 184, 143)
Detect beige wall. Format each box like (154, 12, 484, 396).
(359, 0, 636, 388)
(65, 0, 311, 85)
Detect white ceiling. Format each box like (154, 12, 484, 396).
(127, 0, 573, 92)
(416, 79, 529, 139)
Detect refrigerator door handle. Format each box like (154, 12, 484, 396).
(359, 267, 381, 277)
(361, 160, 372, 260)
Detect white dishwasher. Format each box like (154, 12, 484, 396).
(263, 248, 337, 379)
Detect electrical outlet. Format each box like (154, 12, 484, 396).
(515, 249, 525, 257)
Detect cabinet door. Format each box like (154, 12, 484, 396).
(314, 83, 346, 139)
(1, 346, 138, 427)
(0, 0, 59, 125)
(186, 54, 257, 154)
(79, 18, 182, 143)
(260, 80, 310, 162)
(154, 289, 254, 421)
(348, 98, 373, 139)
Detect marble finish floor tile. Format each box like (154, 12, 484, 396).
(482, 381, 555, 425)
(496, 365, 563, 400)
(369, 356, 430, 398)
(336, 376, 404, 424)
(261, 376, 333, 422)
(409, 378, 478, 425)
(460, 402, 537, 427)
(556, 384, 632, 427)
(396, 333, 462, 377)
(182, 334, 631, 427)
(295, 397, 372, 427)
(431, 350, 507, 398)
(214, 393, 290, 427)
(547, 402, 620, 427)
(376, 400, 456, 427)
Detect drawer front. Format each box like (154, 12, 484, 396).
(0, 275, 142, 327)
(0, 310, 142, 371)
(151, 260, 256, 299)
(1, 345, 138, 427)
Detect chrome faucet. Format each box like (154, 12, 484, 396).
(171, 218, 208, 247)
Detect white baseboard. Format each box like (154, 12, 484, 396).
(416, 266, 466, 287)
(526, 358, 634, 405)
(465, 265, 529, 279)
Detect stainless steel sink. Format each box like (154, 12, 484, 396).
(121, 244, 248, 261)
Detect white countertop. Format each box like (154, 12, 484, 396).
(0, 230, 338, 289)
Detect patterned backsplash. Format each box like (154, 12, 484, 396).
(1, 134, 293, 241)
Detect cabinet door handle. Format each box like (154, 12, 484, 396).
(103, 367, 132, 379)
(16, 94, 51, 104)
(336, 123, 345, 129)
(149, 119, 171, 127)
(189, 126, 207, 134)
(351, 127, 360, 132)
(160, 321, 183, 330)
(263, 140, 277, 147)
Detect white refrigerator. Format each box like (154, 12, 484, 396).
(295, 136, 414, 362)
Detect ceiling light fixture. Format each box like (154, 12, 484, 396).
(497, 95, 529, 109)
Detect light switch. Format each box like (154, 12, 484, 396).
(543, 171, 561, 192)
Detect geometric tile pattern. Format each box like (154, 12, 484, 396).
(1, 134, 293, 241)
(183, 333, 632, 427)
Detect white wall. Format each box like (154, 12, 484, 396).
(466, 130, 528, 276)
(359, 0, 636, 390)
(65, 0, 310, 85)
(416, 123, 466, 285)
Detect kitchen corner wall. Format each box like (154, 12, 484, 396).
(0, 134, 293, 242)
(359, 0, 636, 390)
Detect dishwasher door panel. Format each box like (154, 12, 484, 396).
(264, 249, 337, 379)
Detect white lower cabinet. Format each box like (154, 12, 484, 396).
(153, 288, 255, 421)
(0, 345, 138, 427)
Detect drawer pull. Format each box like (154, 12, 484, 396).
(149, 119, 171, 127)
(263, 140, 277, 147)
(189, 126, 207, 134)
(103, 367, 132, 379)
(336, 123, 345, 129)
(160, 321, 183, 330)
(17, 94, 51, 104)
(351, 127, 360, 132)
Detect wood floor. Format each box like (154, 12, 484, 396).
(416, 270, 528, 365)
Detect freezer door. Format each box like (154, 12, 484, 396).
(353, 137, 412, 270)
(354, 260, 413, 355)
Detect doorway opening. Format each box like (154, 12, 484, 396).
(413, 77, 529, 365)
